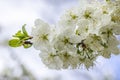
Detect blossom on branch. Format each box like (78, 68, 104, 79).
(9, 0, 120, 70)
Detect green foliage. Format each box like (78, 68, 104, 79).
(22, 41, 32, 48)
(13, 30, 26, 39)
(22, 24, 29, 36)
(9, 24, 32, 48)
(106, 0, 110, 2)
(9, 39, 22, 47)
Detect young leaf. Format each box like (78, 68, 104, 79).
(13, 30, 25, 39)
(23, 41, 32, 48)
(23, 44, 32, 48)
(22, 24, 28, 36)
(9, 39, 22, 47)
(9, 24, 33, 49)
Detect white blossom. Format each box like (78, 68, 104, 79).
(31, 0, 120, 70)
(31, 19, 52, 51)
(53, 28, 77, 53)
(58, 7, 79, 29)
(40, 49, 63, 69)
(84, 34, 104, 51)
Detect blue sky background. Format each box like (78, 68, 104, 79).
(0, 0, 120, 80)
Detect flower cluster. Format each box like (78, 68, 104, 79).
(31, 0, 120, 69)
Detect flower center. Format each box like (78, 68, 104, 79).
(41, 34, 48, 41)
(84, 10, 92, 19)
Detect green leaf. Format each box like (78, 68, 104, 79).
(13, 30, 25, 39)
(22, 24, 28, 36)
(9, 39, 22, 47)
(23, 43, 32, 48)
(9, 24, 33, 48)
(106, 0, 110, 2)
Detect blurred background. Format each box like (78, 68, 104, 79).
(0, 0, 120, 80)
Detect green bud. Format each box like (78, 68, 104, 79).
(23, 41, 32, 48)
(23, 43, 32, 48)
